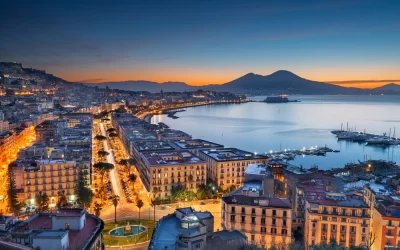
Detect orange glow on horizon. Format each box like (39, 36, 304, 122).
(57, 68, 400, 89)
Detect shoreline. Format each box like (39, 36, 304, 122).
(137, 100, 251, 123)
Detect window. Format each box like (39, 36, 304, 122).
(282, 229, 287, 235)
(241, 207, 245, 213)
(272, 218, 276, 225)
(241, 216, 245, 223)
(261, 227, 266, 233)
(230, 215, 236, 222)
(251, 217, 256, 223)
(251, 208, 255, 214)
(231, 206, 235, 213)
(65, 223, 70, 230)
(272, 210, 276, 216)
(322, 216, 328, 221)
(261, 218, 266, 225)
(283, 211, 287, 217)
(262, 209, 266, 215)
(283, 219, 286, 226)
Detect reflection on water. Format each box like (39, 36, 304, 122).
(151, 95, 400, 170)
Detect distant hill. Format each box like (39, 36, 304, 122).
(371, 83, 400, 94)
(85, 80, 196, 92)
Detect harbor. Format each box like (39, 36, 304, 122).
(332, 123, 400, 146)
(263, 146, 340, 161)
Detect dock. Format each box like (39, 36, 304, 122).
(263, 146, 339, 162)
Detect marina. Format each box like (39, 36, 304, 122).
(332, 124, 400, 146)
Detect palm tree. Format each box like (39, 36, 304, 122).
(112, 195, 120, 223)
(150, 199, 157, 222)
(94, 202, 102, 217)
(136, 199, 144, 224)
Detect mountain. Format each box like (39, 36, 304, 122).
(372, 83, 400, 94)
(216, 70, 363, 95)
(85, 80, 196, 92)
(87, 70, 366, 94)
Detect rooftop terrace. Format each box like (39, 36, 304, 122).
(200, 148, 268, 162)
(171, 139, 224, 150)
(141, 150, 205, 167)
(132, 140, 174, 152)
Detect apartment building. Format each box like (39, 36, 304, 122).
(169, 139, 224, 156)
(131, 140, 174, 161)
(18, 159, 85, 205)
(371, 197, 400, 250)
(139, 150, 207, 199)
(302, 183, 370, 248)
(199, 148, 268, 190)
(10, 208, 104, 250)
(222, 191, 293, 248)
(157, 129, 192, 141)
(149, 207, 246, 250)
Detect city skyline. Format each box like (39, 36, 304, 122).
(1, 1, 400, 88)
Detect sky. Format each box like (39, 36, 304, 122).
(0, 0, 399, 88)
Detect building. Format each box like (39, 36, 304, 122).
(139, 150, 207, 199)
(222, 191, 293, 248)
(149, 207, 246, 250)
(302, 181, 370, 248)
(371, 197, 400, 250)
(199, 148, 268, 190)
(17, 159, 86, 205)
(157, 129, 192, 141)
(10, 208, 104, 250)
(35, 119, 67, 144)
(170, 139, 224, 156)
(131, 140, 174, 160)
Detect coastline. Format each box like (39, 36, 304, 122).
(137, 100, 251, 123)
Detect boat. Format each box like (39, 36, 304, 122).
(366, 137, 390, 145)
(263, 95, 299, 103)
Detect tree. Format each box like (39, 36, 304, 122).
(112, 195, 120, 223)
(150, 199, 157, 222)
(37, 191, 49, 212)
(94, 202, 102, 217)
(93, 162, 114, 185)
(171, 184, 187, 201)
(109, 132, 118, 138)
(97, 150, 110, 158)
(119, 159, 131, 174)
(7, 163, 23, 214)
(74, 169, 93, 209)
(136, 199, 144, 224)
(58, 190, 67, 207)
(106, 128, 116, 133)
(94, 135, 106, 141)
(128, 173, 137, 183)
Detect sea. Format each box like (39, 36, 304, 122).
(151, 95, 400, 170)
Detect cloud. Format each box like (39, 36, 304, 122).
(328, 80, 400, 85)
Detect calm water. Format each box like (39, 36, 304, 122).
(151, 95, 400, 170)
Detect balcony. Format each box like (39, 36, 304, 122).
(387, 223, 395, 229)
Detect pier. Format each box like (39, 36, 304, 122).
(332, 124, 399, 146)
(263, 146, 339, 162)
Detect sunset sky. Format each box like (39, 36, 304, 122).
(1, 0, 399, 89)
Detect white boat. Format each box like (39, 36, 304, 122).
(366, 137, 390, 145)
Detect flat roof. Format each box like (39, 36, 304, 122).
(34, 231, 67, 238)
(141, 150, 205, 167)
(132, 140, 174, 152)
(245, 164, 273, 177)
(223, 190, 291, 208)
(171, 139, 224, 150)
(200, 148, 268, 162)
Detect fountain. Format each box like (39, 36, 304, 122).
(124, 222, 132, 234)
(109, 223, 146, 237)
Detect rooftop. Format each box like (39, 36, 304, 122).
(33, 230, 67, 239)
(245, 164, 273, 177)
(223, 190, 291, 208)
(132, 140, 174, 152)
(200, 148, 268, 162)
(171, 139, 224, 150)
(141, 150, 205, 167)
